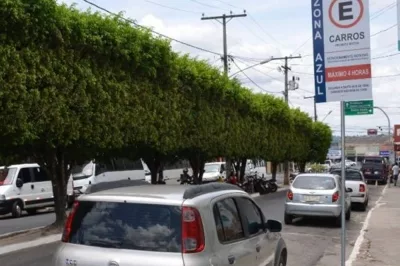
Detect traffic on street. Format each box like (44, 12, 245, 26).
(0, 0, 399, 265)
(0, 184, 385, 266)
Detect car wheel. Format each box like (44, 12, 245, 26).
(335, 214, 342, 227)
(359, 201, 367, 211)
(345, 208, 351, 220)
(284, 212, 292, 225)
(277, 249, 287, 266)
(11, 201, 23, 218)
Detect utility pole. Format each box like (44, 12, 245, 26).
(281, 55, 302, 185)
(304, 95, 317, 121)
(201, 11, 247, 179)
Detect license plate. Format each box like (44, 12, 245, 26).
(365, 171, 371, 174)
(304, 195, 320, 202)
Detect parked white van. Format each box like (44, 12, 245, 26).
(0, 163, 74, 218)
(71, 159, 146, 195)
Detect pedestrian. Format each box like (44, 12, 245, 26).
(392, 163, 399, 186)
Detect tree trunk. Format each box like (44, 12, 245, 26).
(299, 162, 306, 173)
(48, 149, 68, 228)
(142, 156, 161, 184)
(189, 154, 204, 184)
(239, 157, 247, 182)
(158, 162, 164, 183)
(198, 158, 205, 184)
(271, 162, 278, 180)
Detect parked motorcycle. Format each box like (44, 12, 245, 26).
(263, 178, 278, 192)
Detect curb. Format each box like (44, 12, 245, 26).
(249, 186, 289, 198)
(0, 226, 45, 240)
(0, 234, 61, 256)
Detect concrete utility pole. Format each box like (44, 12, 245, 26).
(304, 95, 317, 121)
(201, 11, 247, 179)
(281, 55, 302, 185)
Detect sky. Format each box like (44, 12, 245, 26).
(58, 0, 400, 136)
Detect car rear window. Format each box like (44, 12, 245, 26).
(67, 201, 182, 252)
(293, 176, 336, 190)
(331, 171, 362, 181)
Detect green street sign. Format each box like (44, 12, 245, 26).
(344, 100, 373, 116)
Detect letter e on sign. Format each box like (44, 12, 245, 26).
(329, 0, 364, 28)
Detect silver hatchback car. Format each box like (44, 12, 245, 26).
(54, 181, 287, 266)
(284, 173, 352, 226)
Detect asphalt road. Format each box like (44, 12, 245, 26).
(0, 184, 385, 266)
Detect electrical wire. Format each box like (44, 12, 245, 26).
(230, 58, 281, 94)
(188, 0, 226, 11)
(144, 0, 199, 14)
(371, 24, 397, 37)
(370, 2, 396, 20)
(83, 0, 223, 56)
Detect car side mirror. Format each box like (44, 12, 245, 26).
(346, 188, 353, 193)
(266, 219, 282, 232)
(16, 178, 23, 188)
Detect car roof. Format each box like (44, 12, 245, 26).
(296, 173, 337, 178)
(205, 162, 225, 165)
(81, 181, 245, 203)
(2, 163, 40, 169)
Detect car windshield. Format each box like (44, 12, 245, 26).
(67, 201, 182, 252)
(331, 170, 362, 181)
(71, 161, 93, 180)
(364, 158, 382, 164)
(293, 175, 336, 190)
(0, 167, 17, 186)
(204, 164, 220, 173)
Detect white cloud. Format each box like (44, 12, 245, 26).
(59, 0, 400, 136)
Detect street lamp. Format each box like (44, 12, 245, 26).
(229, 57, 275, 78)
(321, 110, 333, 122)
(374, 106, 392, 161)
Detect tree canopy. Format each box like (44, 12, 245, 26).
(0, 0, 332, 225)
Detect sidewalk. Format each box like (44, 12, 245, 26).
(349, 185, 399, 266)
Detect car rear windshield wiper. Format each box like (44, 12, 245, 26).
(85, 239, 122, 248)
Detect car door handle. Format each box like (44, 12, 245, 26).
(228, 255, 235, 264)
(31, 184, 34, 190)
(256, 245, 261, 252)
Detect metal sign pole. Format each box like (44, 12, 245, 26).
(340, 100, 346, 266)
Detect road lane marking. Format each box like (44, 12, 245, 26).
(346, 183, 388, 266)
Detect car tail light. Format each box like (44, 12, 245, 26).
(287, 190, 293, 200)
(181, 206, 205, 253)
(332, 191, 339, 202)
(61, 201, 79, 242)
(359, 184, 365, 192)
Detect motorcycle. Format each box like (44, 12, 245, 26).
(177, 169, 194, 185)
(262, 177, 278, 193)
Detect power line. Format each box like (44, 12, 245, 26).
(230, 58, 281, 94)
(370, 2, 396, 20)
(371, 24, 397, 37)
(83, 0, 223, 56)
(188, 0, 226, 11)
(143, 0, 199, 14)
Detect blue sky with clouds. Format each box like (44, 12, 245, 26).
(60, 0, 399, 136)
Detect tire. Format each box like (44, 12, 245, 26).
(360, 198, 368, 211)
(284, 212, 292, 225)
(335, 214, 342, 227)
(26, 209, 37, 215)
(11, 201, 23, 218)
(277, 249, 287, 266)
(345, 208, 351, 221)
(270, 183, 278, 192)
